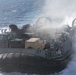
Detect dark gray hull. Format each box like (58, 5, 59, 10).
(0, 50, 72, 74)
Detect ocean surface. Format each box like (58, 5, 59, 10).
(0, 0, 76, 75)
(0, 0, 45, 28)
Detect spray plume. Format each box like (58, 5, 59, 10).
(28, 17, 71, 41)
(28, 0, 76, 40)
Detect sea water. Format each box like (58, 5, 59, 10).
(0, 0, 44, 27)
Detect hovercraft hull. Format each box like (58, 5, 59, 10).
(0, 50, 72, 74)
